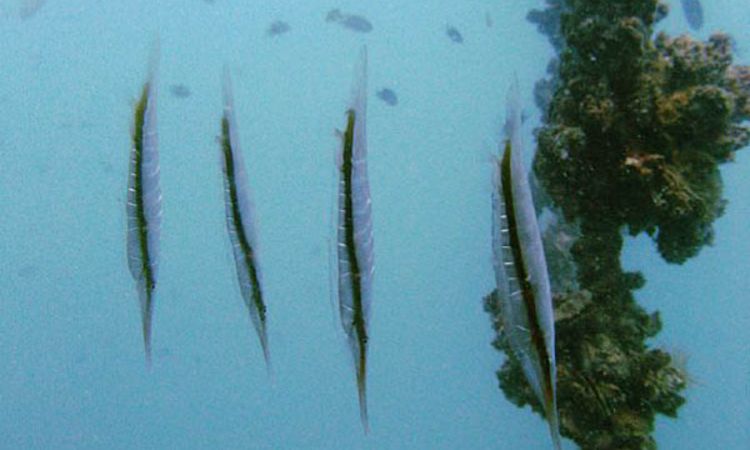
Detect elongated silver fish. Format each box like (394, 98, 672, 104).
(335, 46, 374, 432)
(127, 46, 162, 364)
(220, 68, 270, 367)
(492, 81, 562, 450)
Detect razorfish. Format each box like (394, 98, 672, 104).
(335, 46, 374, 432)
(220, 67, 270, 367)
(126, 44, 162, 364)
(491, 80, 562, 450)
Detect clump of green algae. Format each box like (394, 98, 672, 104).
(485, 1, 750, 449)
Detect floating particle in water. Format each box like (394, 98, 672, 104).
(485, 12, 493, 28)
(680, 0, 704, 31)
(169, 84, 191, 99)
(376, 88, 398, 106)
(326, 8, 373, 33)
(267, 20, 290, 37)
(154, 347, 173, 360)
(446, 25, 464, 44)
(16, 263, 38, 279)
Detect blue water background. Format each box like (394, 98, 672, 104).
(0, 1, 747, 448)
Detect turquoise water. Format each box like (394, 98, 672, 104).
(0, 1, 748, 449)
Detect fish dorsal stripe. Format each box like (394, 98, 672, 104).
(126, 63, 162, 363)
(221, 118, 266, 324)
(500, 140, 555, 407)
(220, 69, 270, 366)
(131, 83, 156, 293)
(342, 108, 368, 350)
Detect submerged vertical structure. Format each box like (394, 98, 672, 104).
(335, 46, 374, 432)
(492, 81, 561, 450)
(219, 68, 270, 366)
(126, 45, 162, 363)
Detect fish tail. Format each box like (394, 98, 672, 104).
(546, 397, 563, 450)
(147, 35, 161, 85)
(357, 379, 369, 434)
(140, 288, 153, 367)
(357, 347, 369, 434)
(259, 324, 272, 376)
(350, 45, 368, 118)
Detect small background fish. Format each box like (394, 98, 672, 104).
(446, 25, 463, 43)
(267, 20, 291, 37)
(169, 84, 191, 99)
(326, 8, 373, 33)
(376, 88, 398, 106)
(681, 0, 704, 31)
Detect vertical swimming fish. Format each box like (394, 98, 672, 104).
(492, 80, 562, 450)
(335, 46, 374, 432)
(127, 44, 162, 364)
(220, 67, 270, 367)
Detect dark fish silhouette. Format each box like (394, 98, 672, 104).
(446, 25, 463, 44)
(326, 9, 373, 33)
(127, 43, 162, 364)
(376, 88, 398, 106)
(681, 0, 703, 31)
(169, 84, 191, 99)
(267, 20, 290, 37)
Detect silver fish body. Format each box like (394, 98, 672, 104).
(336, 46, 374, 432)
(492, 81, 561, 450)
(220, 68, 270, 367)
(127, 46, 162, 363)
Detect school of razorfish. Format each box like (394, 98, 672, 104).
(125, 44, 560, 448)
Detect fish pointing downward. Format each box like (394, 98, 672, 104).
(220, 67, 270, 368)
(492, 80, 562, 450)
(334, 46, 374, 433)
(126, 44, 162, 364)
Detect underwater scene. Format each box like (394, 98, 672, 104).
(1, 1, 748, 449)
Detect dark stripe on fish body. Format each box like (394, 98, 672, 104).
(342, 109, 368, 369)
(500, 141, 554, 406)
(221, 117, 266, 324)
(132, 84, 155, 297)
